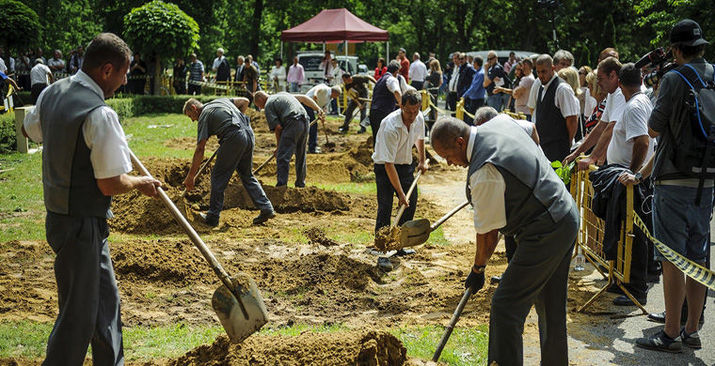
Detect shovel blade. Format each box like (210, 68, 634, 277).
(212, 276, 268, 343)
(399, 218, 432, 248)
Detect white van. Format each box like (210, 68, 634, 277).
(296, 52, 358, 92)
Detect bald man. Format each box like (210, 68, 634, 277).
(430, 116, 578, 366)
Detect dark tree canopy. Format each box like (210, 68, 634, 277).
(1, 0, 41, 50)
(122, 0, 199, 60)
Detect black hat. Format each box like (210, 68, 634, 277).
(670, 19, 709, 47)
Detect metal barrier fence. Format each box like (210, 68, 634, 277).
(571, 165, 647, 314)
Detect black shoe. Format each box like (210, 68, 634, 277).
(613, 295, 647, 306)
(357, 127, 366, 134)
(647, 311, 666, 324)
(337, 127, 348, 134)
(199, 212, 219, 227)
(308, 146, 322, 154)
(490, 275, 502, 284)
(681, 328, 702, 349)
(377, 257, 393, 271)
(646, 272, 661, 283)
(395, 248, 416, 256)
(636, 330, 682, 353)
(606, 284, 625, 295)
(252, 209, 276, 225)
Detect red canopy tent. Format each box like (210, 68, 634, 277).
(279, 8, 390, 60)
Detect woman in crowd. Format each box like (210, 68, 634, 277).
(269, 58, 287, 92)
(374, 57, 387, 80)
(425, 59, 443, 126)
(582, 70, 606, 137)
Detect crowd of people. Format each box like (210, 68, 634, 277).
(12, 16, 713, 365)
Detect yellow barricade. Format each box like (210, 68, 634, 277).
(571, 165, 647, 314)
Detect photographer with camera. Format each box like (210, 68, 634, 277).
(627, 19, 713, 353)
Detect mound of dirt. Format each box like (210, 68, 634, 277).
(111, 239, 214, 284)
(304, 227, 338, 247)
(170, 330, 407, 366)
(224, 185, 351, 213)
(374, 226, 401, 252)
(244, 108, 269, 132)
(164, 137, 220, 152)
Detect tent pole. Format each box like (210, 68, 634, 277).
(386, 41, 390, 62)
(323, 42, 326, 53)
(345, 40, 348, 58)
(280, 41, 284, 61)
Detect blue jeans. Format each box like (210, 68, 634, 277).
(289, 82, 299, 92)
(653, 184, 713, 262)
(487, 93, 507, 112)
(304, 105, 319, 152)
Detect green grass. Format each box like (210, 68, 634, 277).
(122, 113, 196, 159)
(0, 152, 45, 242)
(0, 320, 488, 364)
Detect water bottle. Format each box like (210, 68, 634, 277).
(574, 253, 585, 271)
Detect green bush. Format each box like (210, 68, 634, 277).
(0, 113, 16, 153)
(106, 95, 221, 120)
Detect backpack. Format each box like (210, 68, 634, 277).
(216, 58, 230, 81)
(669, 63, 715, 204)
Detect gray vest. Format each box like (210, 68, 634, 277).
(466, 121, 574, 236)
(39, 77, 111, 218)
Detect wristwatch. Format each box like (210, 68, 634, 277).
(472, 264, 486, 274)
(634, 172, 643, 183)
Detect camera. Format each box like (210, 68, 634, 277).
(634, 47, 676, 88)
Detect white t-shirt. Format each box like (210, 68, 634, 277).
(535, 75, 580, 118)
(601, 87, 626, 124)
(515, 74, 535, 114)
(409, 60, 427, 82)
(449, 66, 460, 92)
(466, 126, 507, 234)
(606, 92, 655, 168)
(306, 84, 332, 109)
(24, 70, 133, 179)
(372, 109, 425, 165)
(527, 77, 542, 112)
(30, 64, 52, 86)
(0, 58, 6, 73)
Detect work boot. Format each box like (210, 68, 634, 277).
(253, 209, 276, 225)
(490, 275, 502, 284)
(377, 257, 393, 271)
(394, 248, 416, 256)
(308, 146, 322, 154)
(199, 212, 219, 227)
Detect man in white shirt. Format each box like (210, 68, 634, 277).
(47, 50, 66, 76)
(430, 115, 578, 366)
(30, 59, 54, 104)
(372, 90, 428, 263)
(305, 84, 340, 153)
(533, 54, 579, 162)
(211, 47, 226, 73)
(409, 52, 427, 90)
(564, 57, 625, 169)
(527, 49, 574, 123)
(22, 32, 160, 365)
(447, 52, 461, 112)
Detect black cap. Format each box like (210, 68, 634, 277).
(670, 19, 709, 47)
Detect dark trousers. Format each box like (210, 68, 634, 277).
(31, 83, 47, 104)
(488, 205, 579, 366)
(188, 83, 201, 95)
(411, 80, 424, 90)
(276, 117, 309, 187)
(369, 109, 392, 146)
(303, 106, 320, 153)
(464, 97, 485, 125)
(446, 91, 458, 113)
(341, 99, 367, 131)
(505, 235, 516, 262)
(374, 163, 418, 232)
(44, 212, 123, 366)
(208, 128, 273, 219)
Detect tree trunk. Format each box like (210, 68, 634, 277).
(153, 56, 161, 96)
(250, 0, 264, 58)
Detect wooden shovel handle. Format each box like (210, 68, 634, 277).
(430, 200, 470, 231)
(433, 287, 472, 362)
(393, 161, 429, 226)
(181, 149, 218, 197)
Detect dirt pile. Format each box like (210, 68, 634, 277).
(304, 227, 338, 247)
(170, 330, 407, 365)
(111, 239, 214, 284)
(244, 108, 268, 132)
(224, 185, 351, 212)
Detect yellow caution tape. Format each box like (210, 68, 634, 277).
(429, 100, 453, 116)
(634, 213, 715, 290)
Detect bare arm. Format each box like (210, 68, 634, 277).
(565, 115, 578, 142)
(474, 229, 500, 266)
(231, 97, 250, 113)
(531, 127, 540, 145)
(393, 91, 402, 108)
(367, 76, 377, 83)
(183, 138, 207, 191)
(416, 139, 428, 173)
(629, 135, 649, 172)
(295, 94, 322, 112)
(564, 120, 608, 163)
(97, 174, 161, 197)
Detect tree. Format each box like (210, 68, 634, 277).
(123, 0, 199, 95)
(0, 0, 41, 51)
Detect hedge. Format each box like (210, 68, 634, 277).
(0, 94, 225, 153)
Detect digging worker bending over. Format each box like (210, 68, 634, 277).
(305, 83, 341, 154)
(339, 72, 376, 134)
(183, 97, 275, 227)
(430, 116, 579, 366)
(373, 89, 428, 264)
(253, 91, 323, 187)
(22, 33, 161, 365)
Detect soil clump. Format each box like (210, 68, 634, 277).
(170, 330, 407, 366)
(374, 226, 402, 252)
(304, 227, 338, 247)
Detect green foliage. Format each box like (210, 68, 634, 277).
(105, 95, 219, 120)
(551, 160, 575, 185)
(122, 0, 200, 60)
(0, 0, 41, 51)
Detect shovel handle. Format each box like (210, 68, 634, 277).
(180, 149, 218, 197)
(129, 151, 235, 291)
(430, 200, 470, 231)
(392, 163, 427, 227)
(432, 287, 473, 362)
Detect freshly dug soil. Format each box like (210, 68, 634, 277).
(224, 185, 351, 213)
(304, 227, 338, 247)
(170, 330, 407, 366)
(374, 226, 401, 252)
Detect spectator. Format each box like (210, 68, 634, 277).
(557, 67, 582, 139)
(69, 46, 84, 75)
(269, 58, 286, 92)
(578, 66, 595, 122)
(211, 48, 225, 75)
(527, 49, 574, 122)
(212, 48, 231, 83)
(397, 48, 410, 81)
(582, 70, 605, 137)
(172, 57, 187, 95)
(247, 54, 260, 74)
(47, 50, 65, 77)
(319, 50, 334, 84)
(369, 60, 402, 144)
(15, 50, 31, 90)
(188, 53, 204, 95)
(409, 52, 427, 90)
(504, 51, 517, 73)
(129, 52, 147, 94)
(427, 52, 436, 63)
(35, 48, 46, 65)
(484, 50, 511, 111)
(243, 58, 259, 95)
(374, 57, 387, 80)
(462, 56, 486, 125)
(30, 59, 53, 104)
(425, 59, 443, 124)
(286, 56, 304, 92)
(497, 58, 535, 120)
(339, 72, 376, 134)
(0, 48, 7, 74)
(457, 53, 475, 101)
(632, 18, 712, 353)
(234, 56, 246, 86)
(446, 52, 461, 112)
(564, 57, 626, 169)
(532, 54, 579, 162)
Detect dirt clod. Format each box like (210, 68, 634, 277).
(304, 227, 338, 247)
(170, 330, 407, 365)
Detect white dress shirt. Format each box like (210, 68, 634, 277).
(211, 56, 225, 71)
(466, 126, 507, 234)
(30, 64, 52, 86)
(24, 70, 132, 179)
(372, 109, 425, 165)
(409, 60, 427, 82)
(532, 75, 580, 118)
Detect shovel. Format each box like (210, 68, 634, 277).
(129, 150, 268, 343)
(252, 118, 318, 175)
(433, 287, 472, 362)
(178, 149, 218, 218)
(398, 200, 470, 250)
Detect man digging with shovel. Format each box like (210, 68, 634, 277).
(430, 116, 578, 365)
(183, 97, 275, 227)
(22, 33, 162, 365)
(372, 89, 428, 270)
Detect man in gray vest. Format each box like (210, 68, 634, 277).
(430, 116, 579, 365)
(183, 97, 275, 227)
(22, 33, 161, 365)
(253, 91, 323, 187)
(369, 60, 402, 144)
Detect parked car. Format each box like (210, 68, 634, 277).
(296, 51, 358, 92)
